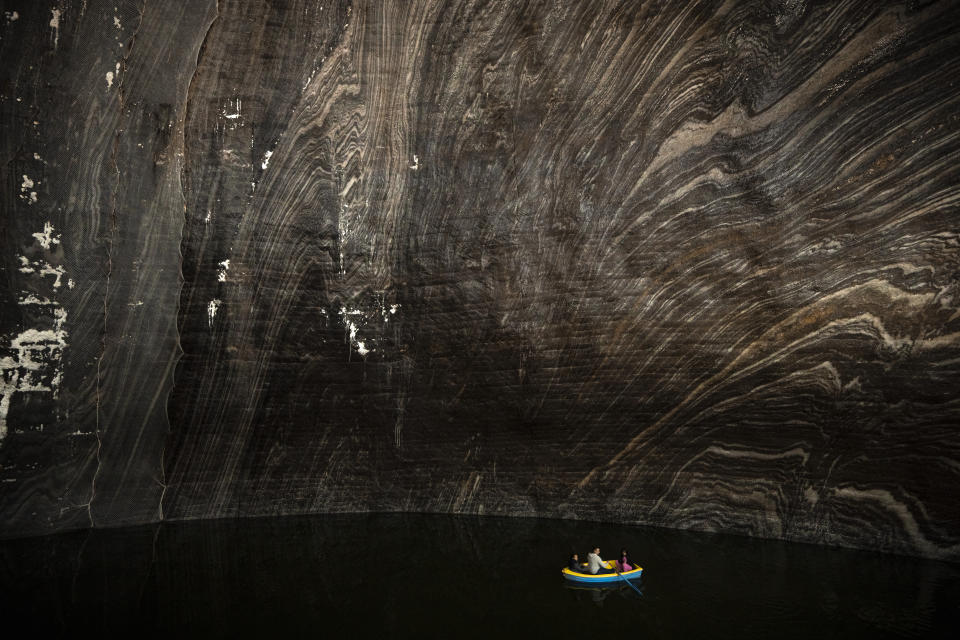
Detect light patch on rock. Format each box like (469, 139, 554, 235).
(224, 97, 242, 120)
(20, 175, 39, 205)
(113, 15, 121, 29)
(381, 302, 402, 322)
(18, 255, 66, 289)
(410, 155, 419, 170)
(261, 150, 273, 170)
(339, 176, 358, 198)
(339, 306, 369, 356)
(0, 295, 68, 441)
(32, 222, 61, 250)
(49, 7, 61, 49)
(798, 238, 843, 257)
(217, 259, 230, 282)
(207, 299, 221, 328)
(105, 63, 119, 89)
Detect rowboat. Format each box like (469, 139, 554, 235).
(561, 560, 643, 584)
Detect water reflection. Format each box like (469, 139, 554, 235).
(0, 513, 957, 638)
(564, 581, 644, 606)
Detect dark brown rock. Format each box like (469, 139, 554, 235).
(2, 0, 959, 560)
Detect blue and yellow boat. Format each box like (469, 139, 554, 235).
(561, 560, 643, 584)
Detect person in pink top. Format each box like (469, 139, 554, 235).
(615, 548, 633, 572)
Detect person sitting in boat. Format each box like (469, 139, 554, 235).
(615, 548, 633, 572)
(568, 552, 584, 572)
(586, 546, 613, 574)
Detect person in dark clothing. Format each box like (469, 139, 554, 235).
(568, 552, 584, 572)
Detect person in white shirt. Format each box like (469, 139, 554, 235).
(586, 546, 613, 574)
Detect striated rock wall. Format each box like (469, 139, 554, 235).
(2, 0, 959, 559)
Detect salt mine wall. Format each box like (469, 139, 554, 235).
(1, 0, 959, 560)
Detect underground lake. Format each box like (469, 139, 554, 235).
(2, 513, 958, 638)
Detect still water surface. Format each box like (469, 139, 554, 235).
(1, 513, 957, 638)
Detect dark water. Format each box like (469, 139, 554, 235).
(1, 513, 958, 638)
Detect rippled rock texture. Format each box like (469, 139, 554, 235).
(2, 0, 959, 559)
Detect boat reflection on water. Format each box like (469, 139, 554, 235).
(564, 580, 645, 605)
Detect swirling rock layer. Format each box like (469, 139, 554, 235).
(2, 0, 959, 559)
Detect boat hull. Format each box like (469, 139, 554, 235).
(561, 561, 643, 584)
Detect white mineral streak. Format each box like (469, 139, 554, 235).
(0, 296, 68, 441)
(4, 11, 19, 22)
(113, 16, 121, 29)
(339, 306, 374, 356)
(217, 259, 230, 282)
(339, 176, 358, 198)
(410, 155, 419, 170)
(261, 150, 273, 170)
(105, 63, 119, 90)
(224, 98, 242, 119)
(32, 222, 61, 250)
(19, 256, 66, 289)
(207, 299, 221, 328)
(452, 471, 483, 511)
(702, 444, 810, 466)
(20, 175, 39, 204)
(336, 300, 399, 355)
(49, 7, 60, 49)
(381, 302, 401, 322)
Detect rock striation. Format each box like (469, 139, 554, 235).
(2, 0, 959, 560)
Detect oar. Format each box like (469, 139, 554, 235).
(614, 564, 643, 596)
